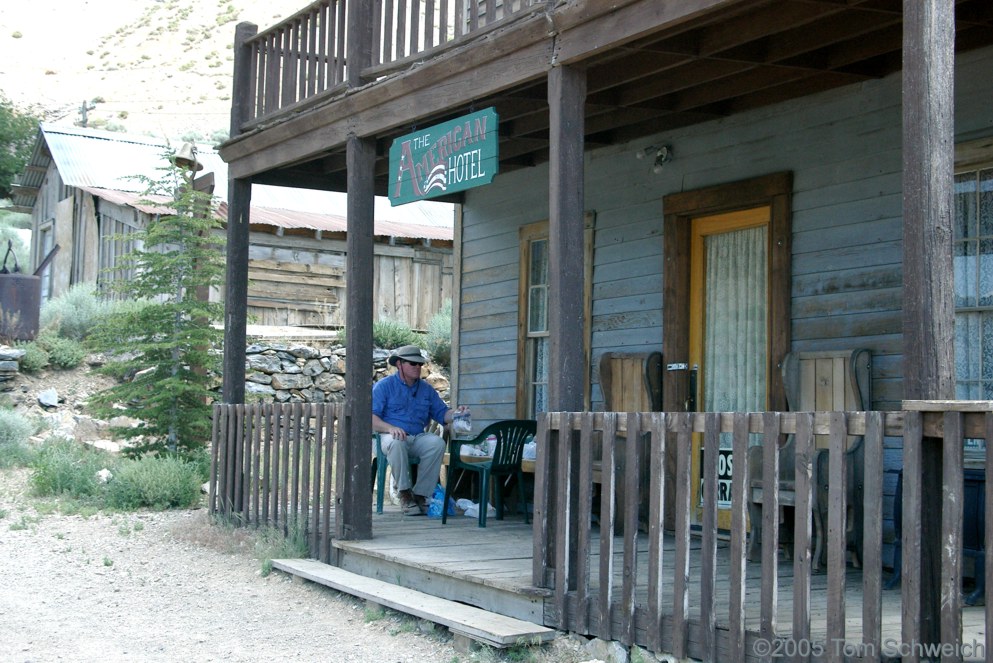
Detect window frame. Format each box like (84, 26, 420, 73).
(953, 137, 993, 401)
(516, 216, 594, 418)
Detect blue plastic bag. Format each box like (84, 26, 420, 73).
(427, 484, 445, 518)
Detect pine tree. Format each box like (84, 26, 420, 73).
(88, 148, 225, 458)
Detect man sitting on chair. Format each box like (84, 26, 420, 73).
(373, 344, 468, 516)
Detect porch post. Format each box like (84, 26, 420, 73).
(547, 65, 586, 414)
(346, 0, 373, 88)
(220, 22, 258, 405)
(547, 64, 587, 594)
(335, 135, 376, 542)
(902, 0, 955, 651)
(221, 178, 250, 405)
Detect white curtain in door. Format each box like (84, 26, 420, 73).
(703, 225, 767, 414)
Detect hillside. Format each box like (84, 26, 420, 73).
(0, 0, 305, 143)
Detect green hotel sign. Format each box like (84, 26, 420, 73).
(389, 107, 499, 206)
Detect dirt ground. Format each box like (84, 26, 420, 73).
(0, 355, 606, 663)
(0, 466, 600, 663)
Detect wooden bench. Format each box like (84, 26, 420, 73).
(272, 558, 555, 651)
(747, 349, 871, 569)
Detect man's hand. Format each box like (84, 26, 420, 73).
(388, 426, 407, 441)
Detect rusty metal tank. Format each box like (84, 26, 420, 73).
(0, 243, 58, 341)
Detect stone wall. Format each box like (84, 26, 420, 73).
(242, 341, 450, 404)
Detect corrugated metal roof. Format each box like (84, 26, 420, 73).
(79, 187, 454, 241)
(14, 124, 454, 241)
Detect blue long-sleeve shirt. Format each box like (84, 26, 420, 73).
(372, 372, 450, 436)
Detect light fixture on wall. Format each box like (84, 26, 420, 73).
(636, 144, 673, 174)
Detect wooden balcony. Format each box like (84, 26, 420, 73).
(237, 0, 544, 129)
(211, 401, 992, 661)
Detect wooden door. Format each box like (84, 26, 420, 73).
(689, 206, 771, 530)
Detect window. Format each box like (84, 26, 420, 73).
(516, 217, 593, 418)
(953, 166, 993, 399)
(525, 235, 549, 416)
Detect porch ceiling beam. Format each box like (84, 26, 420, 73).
(222, 0, 738, 178)
(713, 12, 902, 68)
(706, 69, 876, 116)
(658, 65, 869, 115)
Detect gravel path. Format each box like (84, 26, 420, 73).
(0, 468, 591, 663)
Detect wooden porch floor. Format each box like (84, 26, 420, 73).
(313, 503, 988, 654)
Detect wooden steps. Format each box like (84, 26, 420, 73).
(272, 558, 556, 649)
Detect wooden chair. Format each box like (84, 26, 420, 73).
(442, 419, 537, 527)
(747, 349, 871, 569)
(599, 351, 663, 413)
(597, 351, 663, 532)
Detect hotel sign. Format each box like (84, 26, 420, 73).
(388, 107, 499, 206)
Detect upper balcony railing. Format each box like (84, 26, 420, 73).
(236, 0, 546, 129)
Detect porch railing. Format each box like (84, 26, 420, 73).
(237, 0, 547, 126)
(532, 407, 993, 663)
(210, 402, 341, 562)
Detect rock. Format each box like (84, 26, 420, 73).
(74, 415, 110, 441)
(245, 382, 276, 397)
(271, 373, 313, 390)
(279, 360, 303, 374)
(38, 388, 60, 408)
(0, 347, 26, 361)
(301, 359, 325, 377)
(288, 344, 320, 360)
(247, 354, 282, 373)
(313, 372, 344, 392)
(586, 638, 629, 663)
(247, 371, 272, 384)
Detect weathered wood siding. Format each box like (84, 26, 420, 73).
(245, 231, 453, 329)
(29, 179, 453, 331)
(457, 46, 993, 567)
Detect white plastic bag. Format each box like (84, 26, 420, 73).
(461, 501, 497, 518)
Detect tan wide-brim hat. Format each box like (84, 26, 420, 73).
(388, 345, 427, 366)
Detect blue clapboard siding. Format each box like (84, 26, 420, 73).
(457, 49, 993, 549)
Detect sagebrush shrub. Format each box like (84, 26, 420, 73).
(39, 283, 112, 341)
(371, 317, 424, 351)
(424, 300, 452, 367)
(105, 455, 203, 510)
(0, 408, 36, 467)
(30, 437, 110, 498)
(35, 331, 86, 369)
(16, 342, 49, 373)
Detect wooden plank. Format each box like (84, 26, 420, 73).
(272, 559, 555, 647)
(901, 410, 923, 663)
(598, 412, 617, 640)
(575, 413, 596, 634)
(647, 413, 667, 653)
(759, 412, 780, 644)
(554, 412, 574, 630)
(986, 413, 993, 659)
(791, 412, 813, 662)
(825, 411, 846, 661)
(940, 411, 963, 661)
(727, 413, 748, 663)
(861, 411, 883, 655)
(620, 412, 640, 645)
(670, 413, 692, 658)
(699, 412, 718, 661)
